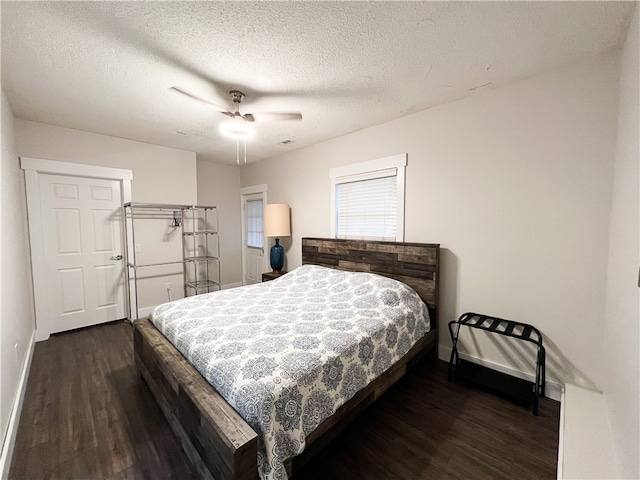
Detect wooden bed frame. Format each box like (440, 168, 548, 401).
(134, 237, 439, 480)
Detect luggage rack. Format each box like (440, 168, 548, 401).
(448, 312, 546, 415)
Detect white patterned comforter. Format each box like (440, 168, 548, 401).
(150, 264, 430, 480)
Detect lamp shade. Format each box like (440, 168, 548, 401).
(264, 204, 291, 237)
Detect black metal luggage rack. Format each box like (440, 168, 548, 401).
(448, 312, 546, 415)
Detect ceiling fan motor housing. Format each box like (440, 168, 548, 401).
(229, 90, 245, 104)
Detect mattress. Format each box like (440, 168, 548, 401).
(150, 264, 430, 480)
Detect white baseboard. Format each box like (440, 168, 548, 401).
(0, 331, 36, 480)
(222, 282, 242, 290)
(439, 344, 563, 401)
(557, 388, 566, 480)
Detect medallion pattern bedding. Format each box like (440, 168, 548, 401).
(150, 264, 430, 480)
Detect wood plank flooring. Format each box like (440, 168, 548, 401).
(10, 320, 559, 479)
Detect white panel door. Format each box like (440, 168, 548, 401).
(40, 174, 126, 333)
(242, 193, 265, 285)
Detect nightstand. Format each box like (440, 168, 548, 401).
(262, 271, 287, 282)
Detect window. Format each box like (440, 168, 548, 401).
(330, 154, 406, 241)
(246, 199, 264, 248)
(336, 174, 397, 239)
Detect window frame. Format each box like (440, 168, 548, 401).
(330, 153, 406, 242)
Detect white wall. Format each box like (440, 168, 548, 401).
(0, 90, 36, 465)
(196, 160, 243, 288)
(241, 53, 621, 394)
(15, 120, 198, 316)
(15, 120, 197, 203)
(603, 5, 639, 478)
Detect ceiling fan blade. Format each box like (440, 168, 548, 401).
(244, 112, 303, 123)
(169, 86, 231, 114)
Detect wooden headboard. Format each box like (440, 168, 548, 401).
(301, 237, 439, 322)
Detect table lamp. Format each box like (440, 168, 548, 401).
(264, 204, 291, 273)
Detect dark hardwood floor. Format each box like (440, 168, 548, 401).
(10, 321, 559, 480)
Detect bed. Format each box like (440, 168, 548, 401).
(134, 237, 439, 480)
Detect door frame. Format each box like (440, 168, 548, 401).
(21, 157, 133, 341)
(240, 184, 268, 285)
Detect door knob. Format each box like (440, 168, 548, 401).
(110, 254, 123, 260)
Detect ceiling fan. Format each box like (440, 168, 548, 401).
(170, 86, 302, 139)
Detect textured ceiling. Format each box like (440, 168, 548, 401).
(1, 1, 635, 164)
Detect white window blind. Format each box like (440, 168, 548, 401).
(330, 154, 406, 242)
(246, 199, 264, 248)
(336, 173, 397, 240)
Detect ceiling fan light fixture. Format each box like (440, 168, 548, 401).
(219, 116, 254, 139)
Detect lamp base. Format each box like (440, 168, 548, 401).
(270, 238, 285, 272)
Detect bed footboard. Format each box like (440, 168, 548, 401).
(134, 319, 259, 480)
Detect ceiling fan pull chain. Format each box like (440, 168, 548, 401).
(236, 138, 240, 165)
(244, 138, 247, 163)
